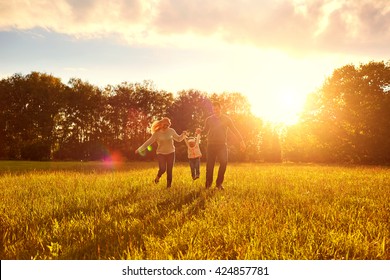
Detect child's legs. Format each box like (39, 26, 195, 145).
(195, 158, 200, 176)
(189, 159, 196, 178)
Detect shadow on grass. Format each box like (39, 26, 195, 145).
(58, 186, 218, 259)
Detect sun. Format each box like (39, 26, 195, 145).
(250, 89, 307, 125)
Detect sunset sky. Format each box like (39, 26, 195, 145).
(1, 0, 389, 124)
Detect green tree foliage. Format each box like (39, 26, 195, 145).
(55, 80, 173, 161)
(54, 78, 105, 160)
(0, 72, 66, 160)
(167, 89, 209, 132)
(106, 81, 173, 160)
(293, 61, 390, 164)
(2, 61, 389, 164)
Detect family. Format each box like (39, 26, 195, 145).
(135, 102, 246, 189)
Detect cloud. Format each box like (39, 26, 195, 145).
(315, 0, 390, 55)
(0, 0, 389, 56)
(0, 0, 150, 38)
(153, 0, 390, 56)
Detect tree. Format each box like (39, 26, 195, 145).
(0, 76, 15, 158)
(1, 72, 272, 163)
(300, 61, 390, 163)
(167, 89, 209, 132)
(261, 123, 282, 163)
(108, 81, 174, 160)
(166, 90, 209, 160)
(54, 78, 105, 160)
(0, 72, 66, 160)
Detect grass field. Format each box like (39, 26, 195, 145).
(0, 161, 389, 260)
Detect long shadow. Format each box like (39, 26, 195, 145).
(65, 186, 218, 259)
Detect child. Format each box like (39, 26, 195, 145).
(184, 128, 202, 180)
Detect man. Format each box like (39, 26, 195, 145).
(202, 101, 246, 189)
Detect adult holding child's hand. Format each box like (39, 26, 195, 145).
(200, 101, 245, 190)
(135, 117, 186, 188)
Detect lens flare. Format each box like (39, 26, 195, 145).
(102, 148, 125, 168)
(147, 145, 153, 151)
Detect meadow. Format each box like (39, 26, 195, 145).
(0, 161, 389, 260)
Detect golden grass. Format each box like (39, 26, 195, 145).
(0, 161, 389, 259)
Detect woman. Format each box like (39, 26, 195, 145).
(135, 117, 186, 188)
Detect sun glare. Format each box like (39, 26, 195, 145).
(251, 89, 306, 125)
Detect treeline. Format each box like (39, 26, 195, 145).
(0, 73, 265, 162)
(0, 60, 389, 164)
(283, 60, 390, 164)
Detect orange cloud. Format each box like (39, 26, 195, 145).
(0, 0, 389, 56)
